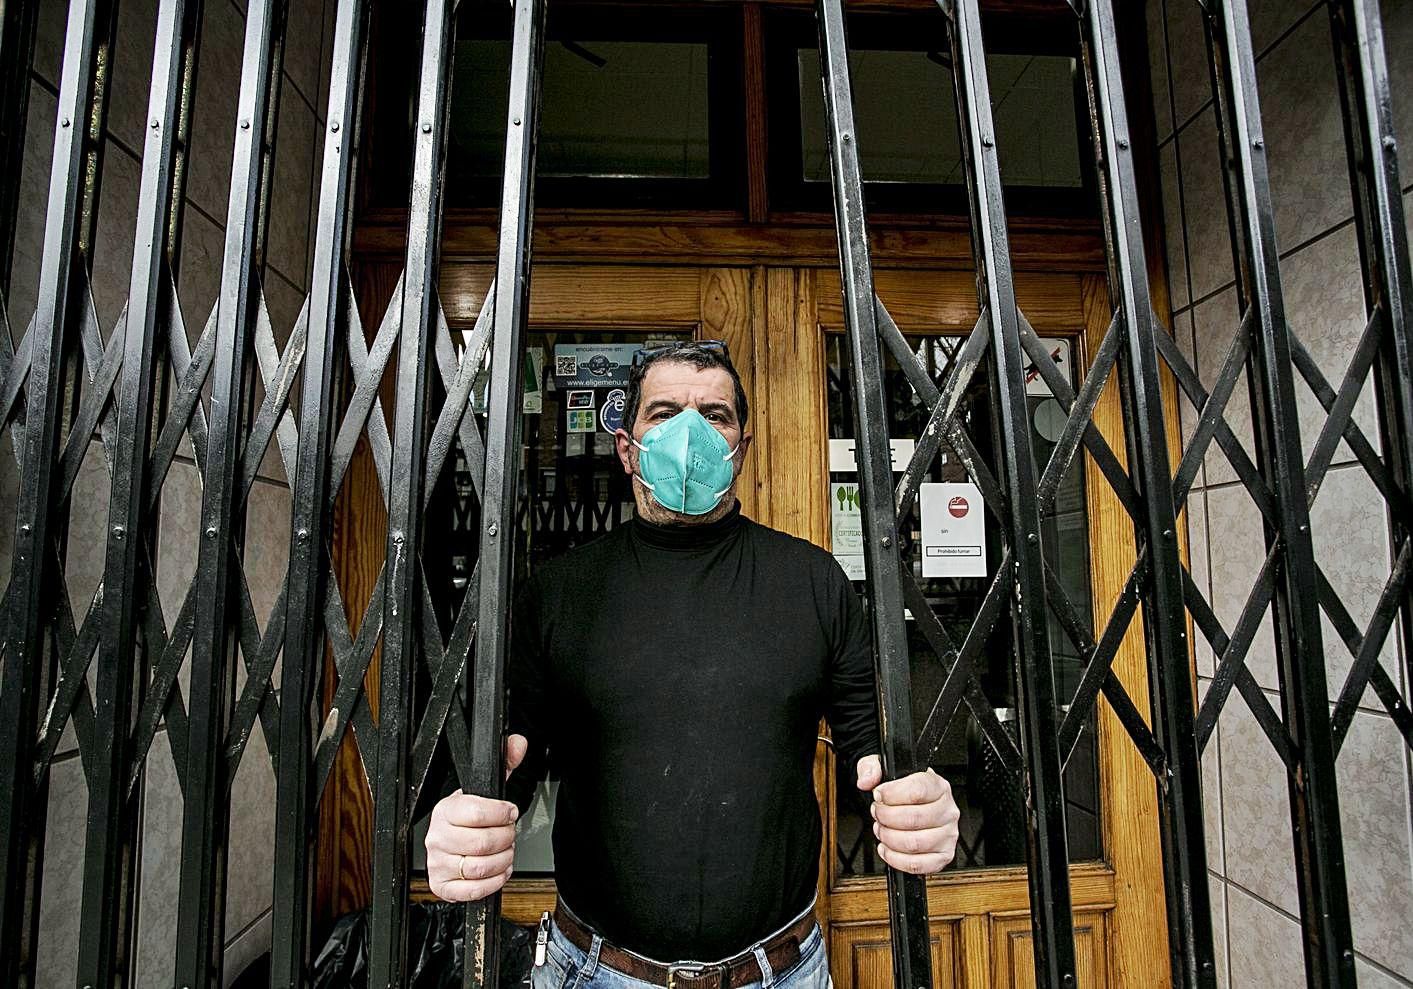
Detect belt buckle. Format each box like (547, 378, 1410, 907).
(666, 962, 724, 989)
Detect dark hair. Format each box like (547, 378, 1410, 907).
(623, 342, 750, 434)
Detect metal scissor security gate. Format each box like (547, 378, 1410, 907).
(0, 0, 546, 984)
(813, 0, 1413, 987)
(0, 0, 1409, 986)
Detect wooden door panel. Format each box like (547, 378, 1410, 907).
(828, 919, 963, 989)
(988, 910, 1110, 989)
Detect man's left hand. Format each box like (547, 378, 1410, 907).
(855, 755, 961, 875)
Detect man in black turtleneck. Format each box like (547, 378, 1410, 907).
(425, 343, 960, 989)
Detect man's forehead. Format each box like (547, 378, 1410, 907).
(639, 362, 736, 405)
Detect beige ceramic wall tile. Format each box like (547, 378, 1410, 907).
(1200, 694, 1224, 875)
(176, 204, 226, 350)
(1191, 288, 1253, 490)
(265, 95, 317, 292)
(1335, 712, 1413, 976)
(34, 757, 88, 987)
(1256, 13, 1355, 253)
(32, 1, 66, 87)
(1186, 490, 1214, 676)
(1218, 688, 1298, 914)
(224, 727, 276, 941)
(1164, 0, 1213, 130)
(1281, 224, 1381, 470)
(317, 0, 337, 113)
(1201, 478, 1278, 690)
(248, 273, 308, 485)
(1220, 695, 1413, 975)
(89, 143, 141, 333)
(134, 732, 181, 987)
(285, 0, 330, 113)
(242, 479, 293, 640)
(1355, 958, 1413, 989)
(1210, 874, 1230, 989)
(1309, 465, 1399, 707)
(7, 81, 54, 331)
(105, 0, 159, 154)
(154, 460, 201, 704)
(1386, 0, 1412, 146)
(62, 440, 111, 626)
(1225, 884, 1305, 987)
(185, 0, 247, 222)
(1177, 109, 1236, 302)
(1248, 0, 1319, 54)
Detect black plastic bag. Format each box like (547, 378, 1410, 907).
(313, 902, 534, 988)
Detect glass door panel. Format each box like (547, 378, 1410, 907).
(416, 327, 693, 878)
(823, 331, 1102, 880)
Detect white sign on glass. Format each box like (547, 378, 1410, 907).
(920, 482, 987, 578)
(828, 438, 916, 474)
(1023, 338, 1072, 396)
(829, 481, 867, 580)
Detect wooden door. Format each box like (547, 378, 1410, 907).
(758, 266, 1180, 988)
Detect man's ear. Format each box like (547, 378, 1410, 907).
(734, 431, 753, 472)
(614, 428, 635, 475)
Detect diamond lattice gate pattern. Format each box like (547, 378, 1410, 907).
(812, 0, 1411, 987)
(0, 0, 545, 985)
(0, 0, 1409, 988)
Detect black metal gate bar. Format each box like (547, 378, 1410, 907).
(465, 0, 547, 985)
(370, 0, 457, 980)
(1074, 1, 1215, 984)
(271, 0, 370, 984)
(80, 0, 196, 984)
(812, 4, 934, 988)
(939, 1, 1076, 982)
(1326, 0, 1413, 730)
(174, 0, 286, 981)
(0, 0, 113, 981)
(1202, 1, 1355, 984)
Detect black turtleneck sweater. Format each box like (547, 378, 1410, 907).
(506, 503, 879, 961)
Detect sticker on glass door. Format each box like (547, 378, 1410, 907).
(920, 482, 987, 577)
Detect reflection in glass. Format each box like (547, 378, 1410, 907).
(825, 333, 1101, 878)
(797, 50, 1082, 188)
(452, 40, 712, 182)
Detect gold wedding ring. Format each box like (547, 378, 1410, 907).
(459, 854, 470, 881)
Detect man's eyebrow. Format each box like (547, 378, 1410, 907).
(697, 400, 736, 419)
(643, 399, 684, 414)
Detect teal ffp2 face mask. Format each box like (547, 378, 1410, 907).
(631, 408, 740, 516)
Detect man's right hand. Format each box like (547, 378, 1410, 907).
(426, 733, 528, 902)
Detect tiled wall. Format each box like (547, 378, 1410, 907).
(7, 0, 335, 983)
(1146, 0, 1413, 985)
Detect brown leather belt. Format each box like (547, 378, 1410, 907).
(551, 902, 816, 989)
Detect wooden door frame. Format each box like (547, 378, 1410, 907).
(329, 215, 1187, 987)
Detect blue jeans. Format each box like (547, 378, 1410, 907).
(531, 902, 832, 989)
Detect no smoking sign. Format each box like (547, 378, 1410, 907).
(920, 482, 987, 578)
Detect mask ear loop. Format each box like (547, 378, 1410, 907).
(714, 443, 740, 499)
(630, 437, 656, 491)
